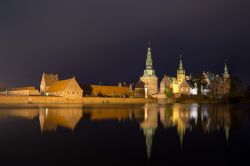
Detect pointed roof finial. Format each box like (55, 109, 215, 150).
(148, 40, 151, 48)
(179, 54, 183, 70)
(224, 59, 229, 74)
(223, 59, 230, 78)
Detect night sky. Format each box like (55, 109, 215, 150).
(0, 0, 250, 88)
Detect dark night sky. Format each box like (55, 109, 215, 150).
(0, 0, 250, 88)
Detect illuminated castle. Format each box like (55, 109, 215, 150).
(160, 56, 191, 96)
(160, 56, 230, 97)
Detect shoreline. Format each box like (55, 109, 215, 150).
(0, 96, 247, 105)
(0, 96, 157, 104)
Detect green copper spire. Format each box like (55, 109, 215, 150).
(146, 41, 153, 70)
(143, 41, 156, 77)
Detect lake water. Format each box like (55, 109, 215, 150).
(0, 103, 250, 165)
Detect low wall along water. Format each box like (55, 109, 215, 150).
(0, 96, 157, 104)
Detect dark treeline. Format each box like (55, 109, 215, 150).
(229, 76, 249, 103)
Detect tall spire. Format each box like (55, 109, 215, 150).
(143, 41, 156, 77)
(146, 41, 153, 69)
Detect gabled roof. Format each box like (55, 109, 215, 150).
(47, 78, 73, 92)
(42, 73, 59, 86)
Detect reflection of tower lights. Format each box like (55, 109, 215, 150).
(144, 103, 148, 119)
(45, 108, 48, 118)
(225, 126, 230, 142)
(145, 110, 148, 119)
(190, 104, 198, 124)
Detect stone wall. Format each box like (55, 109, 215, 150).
(90, 85, 130, 97)
(82, 97, 156, 104)
(0, 96, 157, 104)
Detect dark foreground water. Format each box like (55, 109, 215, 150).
(0, 103, 250, 166)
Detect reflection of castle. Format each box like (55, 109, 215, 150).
(83, 109, 134, 121)
(0, 106, 83, 132)
(0, 108, 39, 119)
(159, 104, 231, 143)
(140, 104, 158, 158)
(0, 104, 232, 159)
(139, 103, 232, 158)
(39, 107, 82, 132)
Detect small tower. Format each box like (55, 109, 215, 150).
(177, 55, 186, 84)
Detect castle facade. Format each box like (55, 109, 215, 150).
(159, 56, 231, 97)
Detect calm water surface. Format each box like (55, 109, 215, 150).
(0, 103, 250, 165)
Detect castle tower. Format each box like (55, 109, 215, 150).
(223, 60, 230, 94)
(140, 41, 158, 98)
(177, 55, 186, 84)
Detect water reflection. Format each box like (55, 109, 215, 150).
(141, 104, 158, 158)
(39, 108, 82, 132)
(0, 103, 232, 159)
(163, 104, 231, 143)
